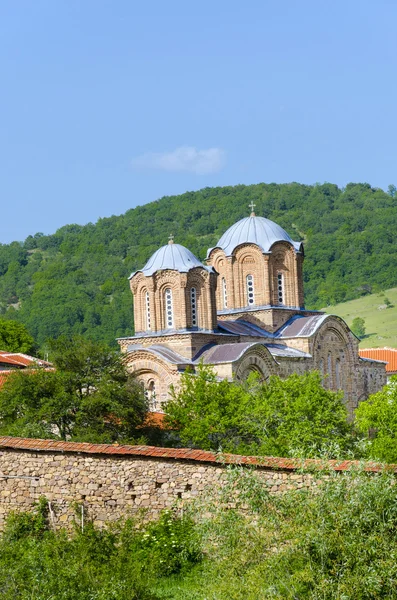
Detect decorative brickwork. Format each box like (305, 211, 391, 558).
(119, 214, 386, 409)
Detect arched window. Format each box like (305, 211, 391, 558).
(190, 287, 197, 327)
(145, 291, 151, 330)
(335, 358, 341, 389)
(147, 380, 156, 411)
(277, 273, 284, 305)
(164, 288, 173, 328)
(222, 277, 228, 309)
(246, 274, 255, 306)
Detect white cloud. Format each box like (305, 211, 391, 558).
(131, 146, 226, 175)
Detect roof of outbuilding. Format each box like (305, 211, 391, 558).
(359, 348, 397, 372)
(207, 215, 303, 258)
(130, 242, 212, 278)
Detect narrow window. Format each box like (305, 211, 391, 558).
(145, 291, 151, 330)
(327, 353, 332, 388)
(190, 287, 197, 326)
(319, 359, 324, 384)
(277, 273, 284, 305)
(222, 277, 228, 309)
(148, 381, 156, 411)
(246, 274, 255, 306)
(164, 288, 173, 328)
(335, 359, 341, 389)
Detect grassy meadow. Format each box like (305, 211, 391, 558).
(324, 287, 397, 349)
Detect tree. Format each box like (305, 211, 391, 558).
(0, 319, 35, 354)
(351, 316, 366, 339)
(355, 377, 397, 463)
(165, 366, 355, 457)
(0, 335, 148, 442)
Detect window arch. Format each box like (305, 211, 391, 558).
(222, 277, 228, 309)
(277, 273, 284, 305)
(246, 274, 255, 306)
(190, 287, 197, 327)
(164, 288, 173, 328)
(145, 291, 151, 331)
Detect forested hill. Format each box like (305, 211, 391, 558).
(1, 182, 397, 349)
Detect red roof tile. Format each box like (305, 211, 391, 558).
(0, 436, 394, 473)
(359, 347, 397, 373)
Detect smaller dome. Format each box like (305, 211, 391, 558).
(207, 215, 302, 258)
(130, 242, 212, 279)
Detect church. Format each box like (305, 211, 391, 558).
(118, 205, 386, 417)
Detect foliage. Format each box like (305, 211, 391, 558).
(3, 469, 397, 598)
(175, 467, 397, 599)
(351, 316, 366, 338)
(165, 365, 356, 458)
(0, 335, 148, 442)
(140, 510, 201, 576)
(4, 497, 49, 542)
(0, 318, 35, 353)
(1, 183, 397, 348)
(355, 376, 397, 463)
(0, 506, 198, 599)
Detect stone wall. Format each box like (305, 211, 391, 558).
(0, 437, 390, 531)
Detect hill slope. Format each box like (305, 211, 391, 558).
(324, 287, 397, 349)
(1, 182, 397, 348)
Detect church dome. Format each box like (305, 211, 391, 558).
(130, 240, 212, 278)
(207, 215, 302, 258)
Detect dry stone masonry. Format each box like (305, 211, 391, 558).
(0, 437, 391, 531)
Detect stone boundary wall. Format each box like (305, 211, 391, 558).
(0, 437, 392, 530)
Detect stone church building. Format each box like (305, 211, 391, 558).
(118, 207, 386, 416)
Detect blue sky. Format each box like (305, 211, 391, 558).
(1, 0, 396, 243)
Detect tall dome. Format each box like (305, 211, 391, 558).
(130, 240, 212, 278)
(207, 215, 302, 258)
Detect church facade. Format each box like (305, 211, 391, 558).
(118, 208, 386, 416)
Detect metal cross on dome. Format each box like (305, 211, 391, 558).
(249, 201, 256, 216)
(168, 233, 174, 244)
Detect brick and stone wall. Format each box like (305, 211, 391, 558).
(0, 437, 391, 531)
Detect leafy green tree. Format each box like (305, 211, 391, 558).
(1, 182, 397, 347)
(355, 377, 397, 463)
(165, 366, 355, 457)
(351, 316, 366, 338)
(0, 319, 35, 353)
(0, 336, 148, 442)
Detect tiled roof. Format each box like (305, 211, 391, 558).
(359, 348, 397, 373)
(0, 436, 393, 473)
(0, 351, 52, 368)
(0, 355, 25, 367)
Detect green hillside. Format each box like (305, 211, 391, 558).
(324, 288, 397, 349)
(1, 181, 397, 349)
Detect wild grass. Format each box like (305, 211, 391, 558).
(1, 466, 397, 599)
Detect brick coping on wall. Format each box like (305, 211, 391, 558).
(0, 436, 394, 473)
